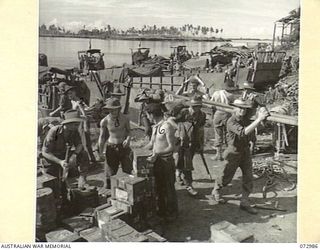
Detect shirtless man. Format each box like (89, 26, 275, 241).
(145, 103, 178, 221)
(98, 97, 132, 189)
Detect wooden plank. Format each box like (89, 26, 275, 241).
(132, 82, 181, 87)
(172, 93, 298, 126)
(79, 227, 107, 242)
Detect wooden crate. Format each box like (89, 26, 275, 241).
(69, 187, 99, 214)
(110, 199, 151, 232)
(145, 231, 167, 242)
(210, 221, 254, 243)
(37, 173, 59, 199)
(79, 227, 107, 242)
(46, 228, 86, 242)
(101, 219, 149, 242)
(110, 174, 146, 205)
(94, 204, 127, 229)
(132, 148, 153, 177)
(62, 216, 93, 234)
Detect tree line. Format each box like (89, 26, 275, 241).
(39, 24, 224, 38)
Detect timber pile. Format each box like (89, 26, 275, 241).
(275, 44, 299, 116)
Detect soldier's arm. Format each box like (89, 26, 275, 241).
(144, 125, 156, 150)
(73, 131, 84, 155)
(49, 106, 62, 117)
(42, 128, 64, 166)
(175, 81, 187, 95)
(124, 116, 131, 140)
(98, 118, 108, 155)
(228, 109, 269, 137)
(123, 116, 131, 147)
(76, 102, 87, 117)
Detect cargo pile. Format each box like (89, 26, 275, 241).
(36, 148, 166, 242)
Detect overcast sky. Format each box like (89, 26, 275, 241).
(40, 0, 300, 39)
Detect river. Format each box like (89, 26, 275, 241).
(39, 37, 271, 69)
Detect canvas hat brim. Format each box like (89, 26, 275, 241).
(61, 117, 84, 124)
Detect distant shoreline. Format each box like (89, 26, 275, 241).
(39, 33, 241, 42)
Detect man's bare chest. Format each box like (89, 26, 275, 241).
(106, 117, 126, 133)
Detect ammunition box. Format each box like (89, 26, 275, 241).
(69, 187, 99, 214)
(94, 204, 127, 228)
(45, 228, 86, 242)
(132, 148, 152, 171)
(61, 216, 93, 233)
(37, 173, 59, 199)
(101, 219, 149, 242)
(111, 174, 146, 205)
(79, 227, 106, 242)
(145, 231, 167, 242)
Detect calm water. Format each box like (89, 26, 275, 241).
(39, 37, 269, 69)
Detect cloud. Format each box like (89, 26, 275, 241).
(39, 0, 300, 38)
(47, 18, 58, 26)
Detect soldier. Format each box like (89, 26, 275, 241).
(98, 98, 133, 189)
(66, 85, 96, 164)
(175, 96, 206, 196)
(144, 103, 178, 221)
(210, 81, 237, 161)
(42, 110, 89, 189)
(110, 83, 125, 101)
(135, 88, 165, 139)
(38, 117, 63, 148)
(211, 99, 269, 214)
(49, 82, 72, 118)
(175, 75, 209, 100)
(241, 81, 265, 154)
